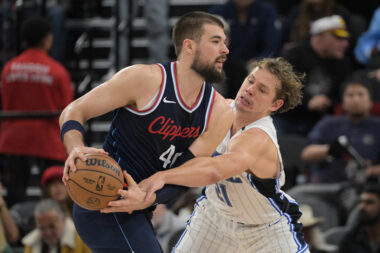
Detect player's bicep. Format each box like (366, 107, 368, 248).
(226, 130, 269, 168)
(61, 65, 156, 123)
(189, 93, 233, 157)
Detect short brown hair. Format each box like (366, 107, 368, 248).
(251, 58, 304, 114)
(172, 11, 224, 56)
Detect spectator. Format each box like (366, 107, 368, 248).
(281, 0, 351, 51)
(209, 0, 281, 65)
(301, 76, 380, 183)
(338, 184, 380, 253)
(0, 16, 73, 207)
(1, 0, 68, 65)
(40, 166, 73, 217)
(299, 204, 337, 253)
(21, 199, 91, 253)
(275, 15, 352, 136)
(0, 183, 19, 253)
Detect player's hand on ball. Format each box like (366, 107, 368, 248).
(100, 171, 156, 214)
(139, 172, 166, 202)
(62, 146, 108, 185)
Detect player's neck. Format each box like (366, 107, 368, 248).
(175, 61, 205, 106)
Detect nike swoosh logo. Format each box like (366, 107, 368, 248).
(163, 97, 176, 104)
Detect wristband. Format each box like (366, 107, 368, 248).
(155, 185, 188, 207)
(60, 120, 85, 142)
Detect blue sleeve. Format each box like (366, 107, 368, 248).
(354, 7, 380, 65)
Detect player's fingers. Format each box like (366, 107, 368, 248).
(102, 207, 133, 214)
(77, 150, 87, 162)
(118, 189, 128, 198)
(123, 171, 137, 187)
(67, 157, 78, 173)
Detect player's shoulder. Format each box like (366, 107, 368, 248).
(237, 126, 272, 150)
(110, 64, 163, 89)
(212, 93, 234, 119)
(213, 93, 233, 111)
(118, 63, 163, 79)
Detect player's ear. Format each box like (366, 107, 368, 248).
(271, 99, 284, 112)
(183, 39, 195, 55)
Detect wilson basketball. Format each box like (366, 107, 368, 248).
(66, 153, 124, 210)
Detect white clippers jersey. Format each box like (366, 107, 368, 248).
(205, 115, 301, 225)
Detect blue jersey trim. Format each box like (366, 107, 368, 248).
(248, 173, 306, 251)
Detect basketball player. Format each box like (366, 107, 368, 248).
(59, 12, 233, 253)
(138, 58, 310, 253)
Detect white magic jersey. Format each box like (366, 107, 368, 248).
(205, 115, 295, 225)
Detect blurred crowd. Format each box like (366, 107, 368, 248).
(0, 0, 379, 252)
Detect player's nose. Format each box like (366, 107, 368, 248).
(220, 42, 229, 55)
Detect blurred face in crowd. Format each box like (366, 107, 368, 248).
(191, 24, 229, 83)
(343, 84, 372, 119)
(36, 209, 65, 247)
(233, 0, 255, 8)
(48, 179, 68, 203)
(304, 0, 327, 12)
(314, 32, 349, 59)
(358, 192, 380, 226)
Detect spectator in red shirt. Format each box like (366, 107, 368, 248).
(0, 16, 73, 207)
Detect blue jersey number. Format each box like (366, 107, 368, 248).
(214, 177, 242, 207)
(215, 183, 232, 207)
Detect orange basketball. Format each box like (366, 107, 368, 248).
(66, 153, 124, 210)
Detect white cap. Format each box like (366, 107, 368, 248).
(310, 15, 349, 38)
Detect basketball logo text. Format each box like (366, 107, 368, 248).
(86, 158, 121, 177)
(96, 176, 105, 191)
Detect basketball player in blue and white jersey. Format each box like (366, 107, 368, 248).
(139, 58, 310, 253)
(59, 12, 233, 253)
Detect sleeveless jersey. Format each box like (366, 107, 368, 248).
(103, 62, 215, 182)
(206, 114, 303, 230)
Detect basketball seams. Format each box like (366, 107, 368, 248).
(66, 152, 124, 210)
(72, 168, 124, 185)
(67, 179, 120, 198)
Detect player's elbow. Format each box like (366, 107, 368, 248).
(59, 102, 73, 126)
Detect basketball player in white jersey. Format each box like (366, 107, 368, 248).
(138, 57, 309, 253)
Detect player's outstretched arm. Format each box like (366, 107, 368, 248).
(141, 128, 275, 200)
(60, 64, 163, 183)
(100, 171, 157, 213)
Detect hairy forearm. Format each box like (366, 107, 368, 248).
(59, 104, 87, 153)
(62, 131, 86, 154)
(301, 144, 329, 162)
(159, 155, 243, 187)
(159, 157, 222, 187)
